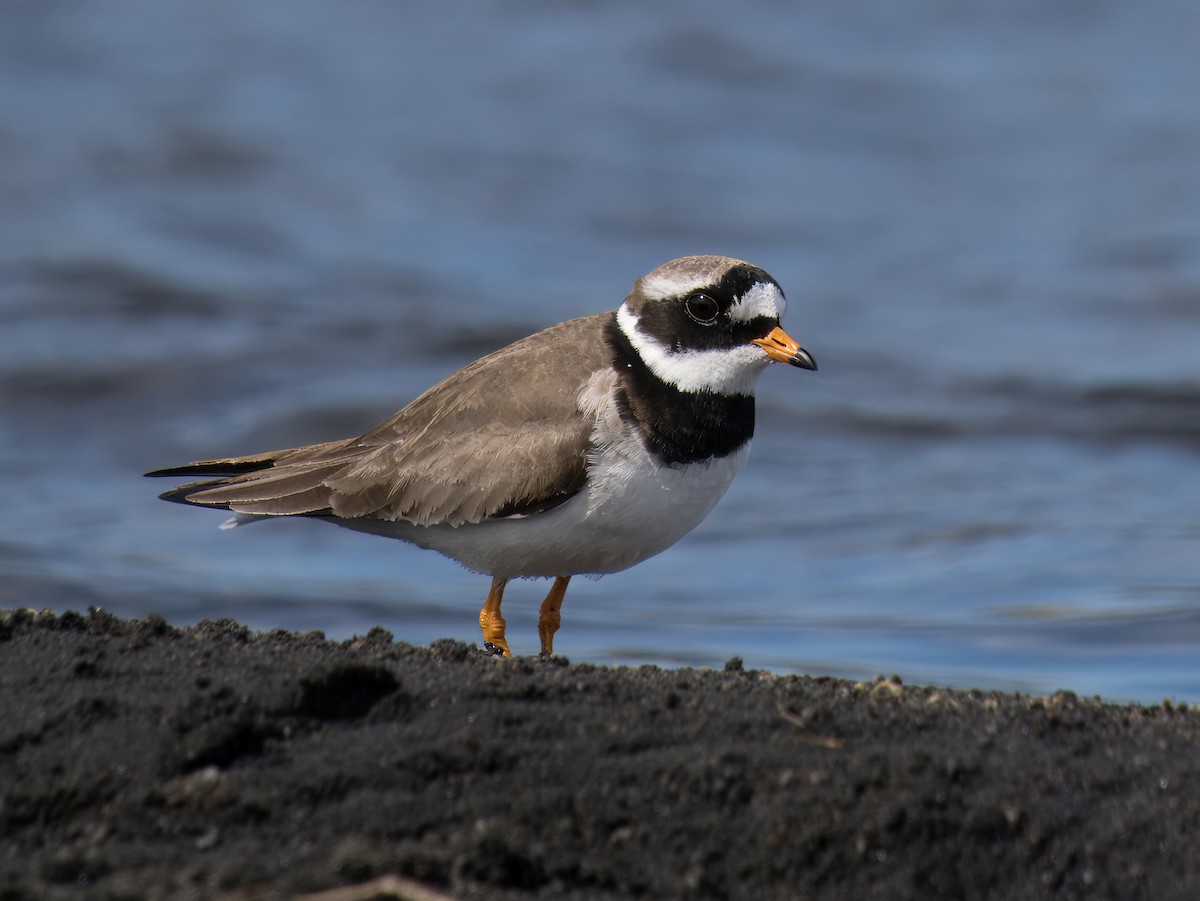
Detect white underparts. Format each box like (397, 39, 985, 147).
(338, 383, 750, 579)
(616, 305, 771, 396)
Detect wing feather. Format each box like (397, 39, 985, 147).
(147, 313, 615, 527)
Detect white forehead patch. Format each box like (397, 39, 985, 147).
(616, 305, 772, 396)
(729, 282, 786, 323)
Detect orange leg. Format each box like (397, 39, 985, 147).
(479, 576, 511, 657)
(537, 576, 571, 657)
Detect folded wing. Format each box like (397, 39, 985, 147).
(147, 314, 614, 526)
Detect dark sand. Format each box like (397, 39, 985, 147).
(2, 609, 1198, 900)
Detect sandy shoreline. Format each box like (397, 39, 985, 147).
(2, 608, 1197, 899)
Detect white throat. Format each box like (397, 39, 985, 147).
(616, 305, 771, 396)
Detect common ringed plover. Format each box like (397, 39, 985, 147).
(147, 256, 817, 656)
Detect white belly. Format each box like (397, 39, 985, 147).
(341, 436, 749, 579)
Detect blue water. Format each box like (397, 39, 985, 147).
(2, 1, 1199, 702)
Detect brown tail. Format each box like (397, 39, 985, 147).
(146, 452, 280, 508)
(145, 440, 360, 513)
(145, 457, 277, 480)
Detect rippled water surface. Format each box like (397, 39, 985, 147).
(3, 1, 1199, 702)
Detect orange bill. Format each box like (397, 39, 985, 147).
(753, 326, 818, 370)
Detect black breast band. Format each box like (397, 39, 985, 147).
(604, 319, 755, 466)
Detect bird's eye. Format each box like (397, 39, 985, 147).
(683, 293, 720, 325)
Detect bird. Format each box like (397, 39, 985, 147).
(147, 255, 817, 657)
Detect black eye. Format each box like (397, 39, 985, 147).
(683, 293, 720, 325)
